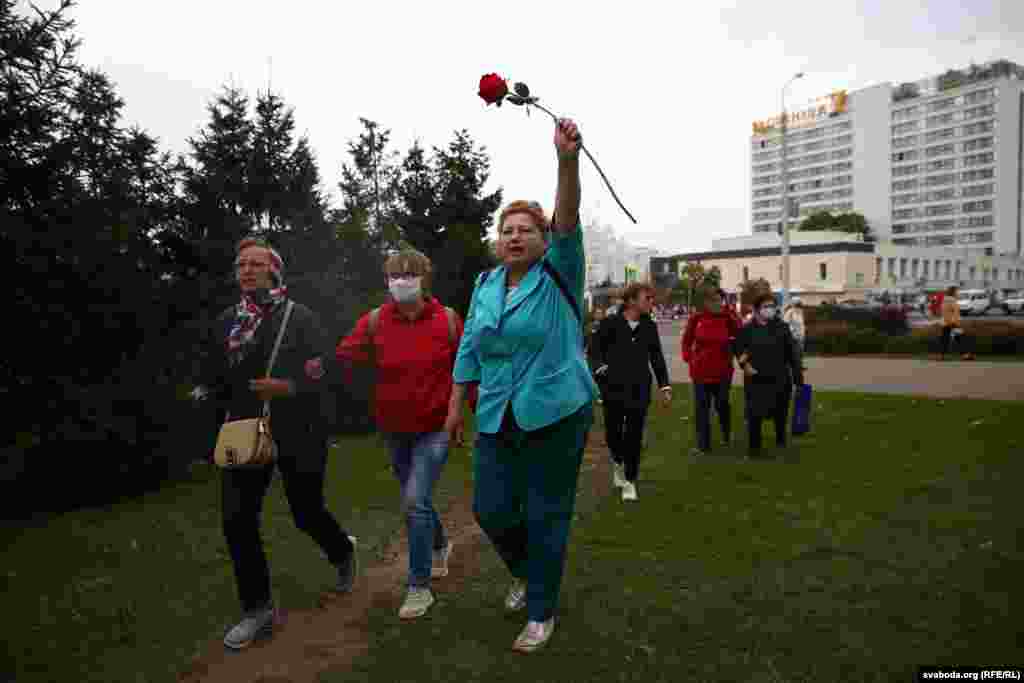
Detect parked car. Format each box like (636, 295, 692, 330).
(957, 289, 998, 316)
(1003, 291, 1024, 314)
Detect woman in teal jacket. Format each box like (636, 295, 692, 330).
(445, 118, 598, 653)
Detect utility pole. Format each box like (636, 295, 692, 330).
(779, 72, 804, 311)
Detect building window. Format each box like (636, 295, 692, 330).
(993, 268, 999, 282)
(955, 262, 961, 280)
(900, 258, 908, 279)
(819, 263, 827, 281)
(911, 259, 919, 278)
(856, 272, 864, 286)
(778, 264, 783, 281)
(969, 265, 976, 281)
(923, 261, 930, 278)
(888, 257, 897, 277)
(876, 258, 882, 284)
(945, 261, 951, 279)
(743, 266, 749, 281)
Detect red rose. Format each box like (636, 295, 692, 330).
(478, 73, 508, 106)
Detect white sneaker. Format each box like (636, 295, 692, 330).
(621, 482, 638, 501)
(612, 463, 626, 488)
(504, 578, 527, 611)
(223, 605, 275, 650)
(431, 541, 454, 578)
(513, 617, 556, 653)
(398, 587, 435, 620)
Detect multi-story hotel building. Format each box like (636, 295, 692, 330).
(749, 59, 1024, 259)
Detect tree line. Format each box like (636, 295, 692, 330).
(1, 0, 502, 515)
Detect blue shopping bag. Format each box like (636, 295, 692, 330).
(792, 383, 812, 436)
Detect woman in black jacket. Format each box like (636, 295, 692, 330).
(733, 292, 804, 458)
(591, 283, 671, 501)
(193, 238, 357, 650)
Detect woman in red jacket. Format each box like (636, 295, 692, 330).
(681, 287, 740, 456)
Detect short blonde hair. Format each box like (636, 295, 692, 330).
(498, 200, 548, 234)
(383, 248, 433, 298)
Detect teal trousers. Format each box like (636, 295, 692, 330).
(472, 402, 594, 622)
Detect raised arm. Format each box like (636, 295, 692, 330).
(552, 118, 581, 235)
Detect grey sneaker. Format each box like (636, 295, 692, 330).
(398, 587, 435, 620)
(223, 605, 274, 650)
(335, 535, 359, 593)
(431, 541, 454, 578)
(504, 578, 527, 611)
(512, 617, 556, 653)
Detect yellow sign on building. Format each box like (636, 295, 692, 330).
(752, 90, 848, 136)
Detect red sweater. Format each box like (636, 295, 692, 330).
(336, 298, 464, 434)
(681, 310, 740, 384)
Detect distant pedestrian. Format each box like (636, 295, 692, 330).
(783, 299, 806, 351)
(734, 292, 804, 458)
(939, 285, 972, 361)
(591, 283, 672, 501)
(682, 287, 740, 456)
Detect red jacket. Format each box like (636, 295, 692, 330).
(681, 310, 739, 384)
(336, 298, 464, 434)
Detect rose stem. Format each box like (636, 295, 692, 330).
(528, 101, 638, 225)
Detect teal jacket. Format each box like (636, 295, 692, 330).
(454, 224, 599, 434)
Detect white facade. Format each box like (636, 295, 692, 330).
(582, 218, 659, 287)
(751, 59, 1024, 259)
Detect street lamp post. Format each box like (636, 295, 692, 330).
(779, 72, 804, 311)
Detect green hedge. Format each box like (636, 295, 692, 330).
(806, 326, 1024, 357)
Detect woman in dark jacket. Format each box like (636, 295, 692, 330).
(681, 287, 740, 456)
(193, 238, 356, 650)
(591, 283, 672, 501)
(733, 292, 804, 458)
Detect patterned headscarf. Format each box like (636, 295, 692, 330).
(227, 245, 287, 367)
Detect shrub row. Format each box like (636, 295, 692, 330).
(806, 321, 1024, 356)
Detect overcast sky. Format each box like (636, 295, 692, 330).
(21, 0, 1024, 255)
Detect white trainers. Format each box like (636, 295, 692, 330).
(431, 541, 454, 578)
(612, 463, 626, 488)
(398, 587, 435, 620)
(504, 578, 527, 611)
(621, 482, 638, 501)
(512, 617, 556, 653)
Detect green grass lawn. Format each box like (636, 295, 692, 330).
(330, 390, 1023, 683)
(3, 391, 1022, 683)
(0, 429, 477, 683)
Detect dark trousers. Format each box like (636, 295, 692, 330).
(745, 382, 792, 452)
(473, 403, 593, 622)
(602, 397, 650, 482)
(222, 438, 354, 611)
(940, 325, 954, 356)
(694, 381, 732, 451)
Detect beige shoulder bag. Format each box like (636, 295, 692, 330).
(214, 300, 295, 469)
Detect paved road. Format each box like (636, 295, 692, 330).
(657, 320, 1024, 401)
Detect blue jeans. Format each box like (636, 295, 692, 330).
(382, 431, 450, 588)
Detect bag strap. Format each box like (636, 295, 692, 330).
(443, 306, 456, 345)
(368, 306, 381, 340)
(541, 260, 582, 325)
(261, 299, 295, 417)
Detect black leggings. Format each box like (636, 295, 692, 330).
(222, 439, 354, 611)
(603, 398, 650, 482)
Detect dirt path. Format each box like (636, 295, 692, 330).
(177, 431, 612, 683)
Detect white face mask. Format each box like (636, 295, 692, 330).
(388, 277, 422, 304)
(758, 305, 777, 321)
